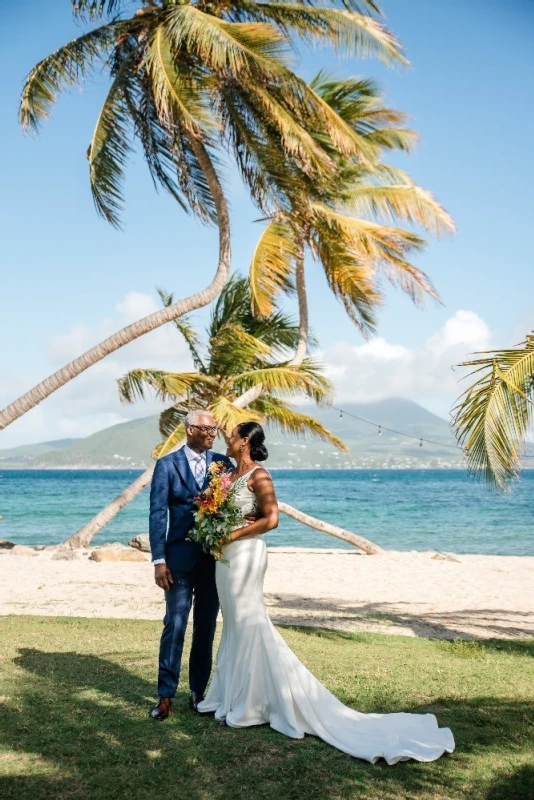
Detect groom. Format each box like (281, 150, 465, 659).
(149, 410, 233, 721)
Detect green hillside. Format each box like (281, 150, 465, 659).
(0, 398, 464, 469)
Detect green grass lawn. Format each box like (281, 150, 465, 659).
(1, 617, 533, 800)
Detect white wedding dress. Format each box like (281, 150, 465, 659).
(197, 468, 455, 764)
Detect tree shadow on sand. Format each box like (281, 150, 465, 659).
(1, 647, 533, 799)
(266, 594, 534, 640)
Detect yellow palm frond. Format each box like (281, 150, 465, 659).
(210, 395, 264, 435)
(153, 422, 186, 460)
(452, 335, 534, 491)
(247, 82, 333, 175)
(167, 6, 289, 78)
(145, 25, 211, 134)
(344, 184, 455, 236)
(250, 218, 297, 317)
(235, 362, 334, 403)
(117, 369, 211, 404)
(253, 5, 406, 66)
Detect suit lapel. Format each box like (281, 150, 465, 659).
(172, 448, 199, 497)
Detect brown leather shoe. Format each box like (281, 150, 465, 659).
(150, 697, 172, 721)
(189, 691, 205, 712)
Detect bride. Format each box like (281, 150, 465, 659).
(197, 421, 455, 765)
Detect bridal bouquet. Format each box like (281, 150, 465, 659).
(187, 461, 242, 565)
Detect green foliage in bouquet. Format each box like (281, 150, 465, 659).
(187, 462, 243, 564)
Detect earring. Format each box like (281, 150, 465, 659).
(239, 445, 245, 451)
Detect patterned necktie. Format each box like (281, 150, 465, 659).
(193, 454, 205, 486)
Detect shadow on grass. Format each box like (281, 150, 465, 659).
(266, 595, 534, 640)
(280, 624, 534, 659)
(486, 765, 534, 800)
(1, 646, 533, 799)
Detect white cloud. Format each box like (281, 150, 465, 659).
(0, 304, 494, 449)
(323, 310, 493, 417)
(0, 291, 194, 448)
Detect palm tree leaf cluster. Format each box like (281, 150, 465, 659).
(21, 0, 406, 230)
(452, 335, 534, 492)
(117, 275, 347, 458)
(247, 73, 455, 335)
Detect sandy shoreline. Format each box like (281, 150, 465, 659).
(1, 546, 533, 640)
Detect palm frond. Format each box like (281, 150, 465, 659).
(87, 58, 137, 228)
(158, 401, 190, 440)
(117, 368, 209, 403)
(152, 420, 186, 460)
(235, 360, 334, 403)
(20, 22, 124, 132)
(145, 24, 211, 135)
(156, 287, 206, 371)
(210, 394, 264, 434)
(452, 335, 534, 491)
(71, 1, 128, 19)
(238, 5, 406, 65)
(166, 6, 289, 78)
(312, 231, 380, 335)
(249, 218, 297, 317)
(344, 184, 455, 236)
(209, 323, 273, 376)
(311, 203, 441, 308)
(245, 81, 333, 175)
(363, 127, 417, 153)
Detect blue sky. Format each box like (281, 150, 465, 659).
(1, 0, 533, 447)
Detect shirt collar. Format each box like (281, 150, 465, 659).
(183, 444, 207, 463)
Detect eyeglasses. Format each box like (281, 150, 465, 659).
(189, 425, 219, 435)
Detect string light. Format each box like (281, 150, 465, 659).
(329, 404, 534, 457)
(330, 405, 461, 451)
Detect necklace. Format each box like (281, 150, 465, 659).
(230, 460, 254, 484)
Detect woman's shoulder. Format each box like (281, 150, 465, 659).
(250, 465, 272, 482)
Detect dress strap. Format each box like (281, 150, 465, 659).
(233, 465, 267, 484)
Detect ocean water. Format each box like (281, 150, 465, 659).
(0, 469, 532, 556)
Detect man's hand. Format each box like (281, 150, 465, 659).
(154, 563, 174, 592)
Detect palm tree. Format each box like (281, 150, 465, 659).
(120, 275, 345, 454)
(61, 277, 383, 552)
(249, 75, 455, 330)
(451, 334, 534, 492)
(0, 0, 405, 431)
(60, 72, 453, 552)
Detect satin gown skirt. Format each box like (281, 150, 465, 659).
(197, 536, 455, 765)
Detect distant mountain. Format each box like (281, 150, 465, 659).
(0, 437, 77, 463)
(0, 398, 464, 469)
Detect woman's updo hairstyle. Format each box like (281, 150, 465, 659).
(237, 421, 268, 462)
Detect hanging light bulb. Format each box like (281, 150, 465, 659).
(339, 411, 343, 418)
(419, 439, 423, 447)
(378, 426, 382, 436)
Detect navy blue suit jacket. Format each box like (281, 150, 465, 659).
(149, 447, 233, 573)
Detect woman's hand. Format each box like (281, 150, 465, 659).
(218, 533, 233, 549)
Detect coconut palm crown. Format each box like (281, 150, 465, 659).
(452, 334, 534, 492)
(21, 0, 406, 229)
(117, 276, 348, 457)
(248, 73, 455, 336)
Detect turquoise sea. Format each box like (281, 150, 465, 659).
(1, 469, 533, 556)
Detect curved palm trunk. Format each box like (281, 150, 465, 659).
(277, 502, 382, 554)
(291, 238, 308, 366)
(0, 137, 230, 431)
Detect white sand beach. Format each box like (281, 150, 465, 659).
(1, 546, 532, 640)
